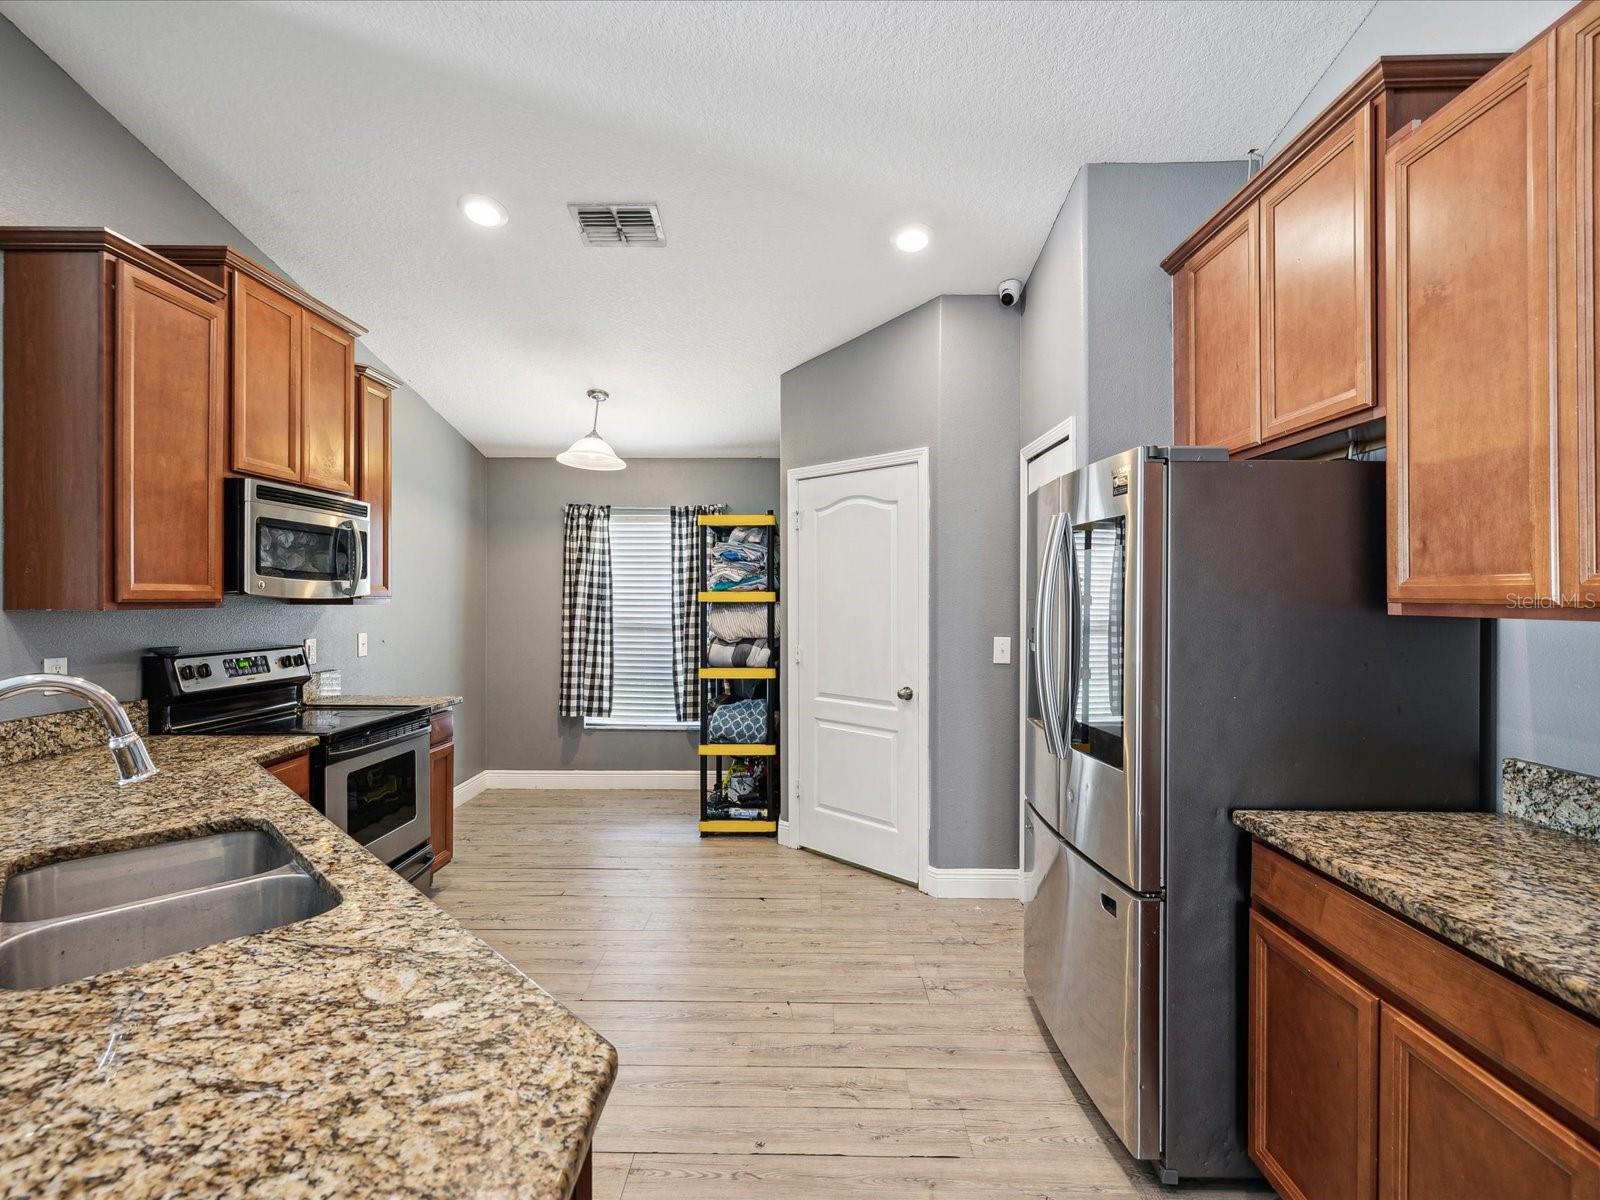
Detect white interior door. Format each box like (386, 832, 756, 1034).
(792, 457, 924, 883)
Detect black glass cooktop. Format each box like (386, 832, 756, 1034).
(228, 705, 427, 740)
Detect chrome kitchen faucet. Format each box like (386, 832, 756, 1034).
(0, 675, 157, 785)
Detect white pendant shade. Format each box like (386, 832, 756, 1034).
(557, 388, 627, 470)
(557, 432, 626, 471)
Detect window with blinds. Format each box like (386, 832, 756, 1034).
(586, 510, 690, 728)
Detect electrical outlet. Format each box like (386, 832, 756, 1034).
(357, 632, 368, 657)
(305, 638, 318, 666)
(42, 657, 68, 676)
(992, 637, 1012, 665)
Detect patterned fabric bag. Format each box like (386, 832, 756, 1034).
(707, 698, 766, 743)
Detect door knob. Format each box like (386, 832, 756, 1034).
(897, 686, 914, 701)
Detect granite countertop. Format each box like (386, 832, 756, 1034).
(305, 694, 462, 714)
(1235, 809, 1600, 1021)
(0, 732, 613, 1198)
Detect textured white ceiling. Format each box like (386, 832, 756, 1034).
(2, 0, 1372, 456)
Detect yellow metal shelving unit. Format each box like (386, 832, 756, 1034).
(696, 511, 779, 836)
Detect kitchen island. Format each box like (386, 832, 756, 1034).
(0, 726, 613, 1198)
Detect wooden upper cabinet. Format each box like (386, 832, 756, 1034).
(1559, 3, 1600, 609)
(1166, 56, 1500, 460)
(1261, 108, 1374, 442)
(1250, 912, 1378, 1200)
(355, 364, 399, 598)
(301, 314, 357, 493)
(152, 244, 365, 496)
(1380, 1008, 1600, 1200)
(0, 228, 227, 610)
(1388, 43, 1553, 610)
(114, 261, 226, 603)
(232, 271, 302, 482)
(1176, 205, 1261, 453)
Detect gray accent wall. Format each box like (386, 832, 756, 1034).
(1261, 0, 1600, 784)
(485, 457, 779, 772)
(781, 296, 1021, 870)
(0, 16, 490, 781)
(1264, 0, 1577, 161)
(1020, 161, 1249, 455)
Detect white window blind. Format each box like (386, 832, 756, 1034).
(587, 510, 689, 729)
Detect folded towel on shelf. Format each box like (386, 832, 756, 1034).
(706, 605, 769, 641)
(725, 526, 767, 547)
(707, 638, 773, 667)
(713, 543, 767, 565)
(708, 562, 767, 591)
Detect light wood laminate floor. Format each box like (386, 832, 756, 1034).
(434, 790, 1273, 1199)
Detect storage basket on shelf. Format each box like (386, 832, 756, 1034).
(696, 512, 779, 835)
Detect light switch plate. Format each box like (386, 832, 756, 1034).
(42, 657, 67, 676)
(357, 632, 368, 657)
(992, 637, 1012, 665)
(305, 638, 318, 666)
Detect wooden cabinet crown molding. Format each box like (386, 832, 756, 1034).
(0, 227, 224, 301)
(1162, 55, 1505, 275)
(355, 362, 404, 391)
(148, 243, 366, 337)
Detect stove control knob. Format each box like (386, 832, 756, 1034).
(178, 665, 195, 681)
(293, 653, 305, 666)
(196, 663, 212, 679)
(278, 655, 294, 668)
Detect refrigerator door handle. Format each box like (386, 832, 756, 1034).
(1062, 519, 1078, 747)
(1035, 511, 1066, 759)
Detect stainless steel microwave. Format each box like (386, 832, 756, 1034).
(226, 477, 371, 600)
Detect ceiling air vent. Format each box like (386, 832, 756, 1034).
(568, 202, 666, 248)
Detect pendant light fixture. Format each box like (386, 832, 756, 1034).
(556, 388, 627, 471)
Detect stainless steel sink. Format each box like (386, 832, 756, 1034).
(0, 828, 339, 990)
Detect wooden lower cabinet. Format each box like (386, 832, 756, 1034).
(429, 711, 454, 871)
(264, 751, 312, 802)
(1381, 1008, 1600, 1200)
(1249, 913, 1378, 1200)
(1250, 844, 1600, 1200)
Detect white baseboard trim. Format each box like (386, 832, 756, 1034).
(454, 772, 491, 808)
(777, 818, 797, 848)
(921, 865, 1021, 900)
(471, 769, 700, 793)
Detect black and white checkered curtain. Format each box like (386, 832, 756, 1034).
(560, 504, 613, 718)
(670, 505, 724, 721)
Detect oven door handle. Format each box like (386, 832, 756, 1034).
(323, 726, 430, 765)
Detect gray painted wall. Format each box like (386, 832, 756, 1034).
(0, 16, 490, 781)
(781, 296, 1022, 870)
(1020, 162, 1249, 455)
(485, 457, 779, 771)
(1265, 0, 1577, 160)
(1263, 0, 1600, 783)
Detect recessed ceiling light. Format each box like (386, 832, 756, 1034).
(893, 225, 931, 253)
(460, 194, 509, 228)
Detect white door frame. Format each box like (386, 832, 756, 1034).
(1016, 418, 1077, 876)
(781, 447, 932, 892)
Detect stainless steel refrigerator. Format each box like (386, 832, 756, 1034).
(1022, 447, 1482, 1183)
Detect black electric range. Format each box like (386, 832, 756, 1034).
(143, 645, 436, 883)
